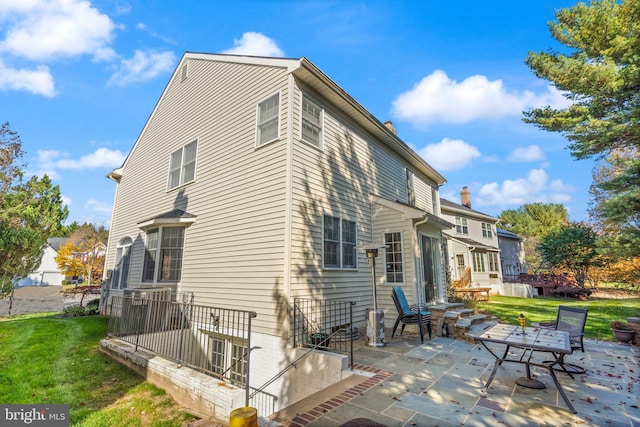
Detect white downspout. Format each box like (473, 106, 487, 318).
(413, 215, 429, 303)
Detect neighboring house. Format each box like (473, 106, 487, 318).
(17, 238, 67, 287)
(103, 53, 452, 413)
(497, 228, 527, 279)
(441, 187, 503, 288)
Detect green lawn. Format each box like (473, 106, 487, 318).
(0, 313, 197, 427)
(475, 296, 640, 341)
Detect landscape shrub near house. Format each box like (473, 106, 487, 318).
(0, 313, 197, 426)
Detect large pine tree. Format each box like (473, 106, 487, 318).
(524, 0, 640, 257)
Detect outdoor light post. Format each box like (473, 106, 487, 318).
(361, 244, 386, 348)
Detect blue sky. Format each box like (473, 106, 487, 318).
(1, 0, 592, 227)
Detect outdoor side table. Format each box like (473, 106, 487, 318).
(475, 323, 576, 414)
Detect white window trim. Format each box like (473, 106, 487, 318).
(384, 231, 404, 284)
(472, 252, 486, 273)
(111, 236, 133, 290)
(300, 93, 324, 150)
(482, 222, 493, 239)
(406, 169, 415, 206)
(255, 91, 281, 148)
(455, 217, 469, 235)
(142, 226, 186, 284)
(322, 214, 357, 270)
(167, 139, 198, 191)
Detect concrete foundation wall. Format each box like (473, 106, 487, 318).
(101, 335, 353, 421)
(100, 338, 246, 422)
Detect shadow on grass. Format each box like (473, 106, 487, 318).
(0, 313, 196, 426)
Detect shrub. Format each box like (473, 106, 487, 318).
(63, 305, 87, 317)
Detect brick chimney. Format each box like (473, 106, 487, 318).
(384, 121, 397, 135)
(461, 186, 471, 208)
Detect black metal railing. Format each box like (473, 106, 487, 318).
(292, 297, 356, 369)
(107, 295, 256, 405)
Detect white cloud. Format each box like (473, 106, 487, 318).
(475, 169, 574, 207)
(84, 198, 112, 214)
(34, 148, 126, 178)
(391, 70, 570, 127)
(0, 0, 116, 62)
(222, 32, 284, 57)
(0, 60, 55, 96)
(107, 49, 175, 87)
(507, 145, 545, 162)
(418, 138, 481, 171)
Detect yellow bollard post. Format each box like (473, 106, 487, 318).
(229, 406, 257, 427)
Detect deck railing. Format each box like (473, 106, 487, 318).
(107, 295, 256, 405)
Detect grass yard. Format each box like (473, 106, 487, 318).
(0, 313, 198, 427)
(475, 295, 640, 341)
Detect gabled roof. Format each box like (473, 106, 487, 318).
(440, 198, 498, 222)
(371, 194, 454, 229)
(47, 237, 67, 252)
(109, 53, 446, 187)
(137, 208, 197, 229)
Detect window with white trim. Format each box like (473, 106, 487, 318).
(168, 140, 197, 190)
(488, 252, 499, 272)
(256, 93, 279, 146)
(323, 215, 357, 269)
(301, 95, 323, 148)
(406, 169, 415, 206)
(482, 222, 493, 238)
(206, 334, 248, 386)
(472, 252, 485, 273)
(455, 217, 468, 234)
(384, 232, 403, 283)
(142, 226, 185, 282)
(111, 236, 132, 290)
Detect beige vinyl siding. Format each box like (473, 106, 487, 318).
(288, 82, 424, 321)
(107, 59, 290, 334)
(414, 175, 437, 214)
(371, 208, 417, 316)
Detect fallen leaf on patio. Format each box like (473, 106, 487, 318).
(603, 405, 613, 410)
(586, 397, 593, 403)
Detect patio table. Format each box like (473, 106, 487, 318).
(476, 323, 576, 414)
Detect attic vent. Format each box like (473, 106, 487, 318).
(180, 63, 188, 82)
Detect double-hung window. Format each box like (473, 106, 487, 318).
(455, 217, 468, 234)
(168, 140, 197, 190)
(488, 253, 499, 272)
(111, 237, 132, 290)
(406, 169, 415, 206)
(301, 95, 323, 149)
(384, 232, 403, 283)
(482, 222, 493, 238)
(207, 335, 248, 386)
(256, 93, 279, 146)
(143, 226, 185, 282)
(472, 252, 486, 273)
(323, 215, 357, 269)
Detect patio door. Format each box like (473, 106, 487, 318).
(455, 254, 466, 279)
(421, 235, 437, 303)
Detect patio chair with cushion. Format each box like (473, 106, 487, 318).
(391, 286, 432, 343)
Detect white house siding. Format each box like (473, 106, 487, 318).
(441, 201, 502, 286)
(371, 207, 417, 317)
(17, 245, 65, 286)
(106, 58, 292, 335)
(288, 81, 440, 326)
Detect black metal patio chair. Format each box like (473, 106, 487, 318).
(391, 286, 432, 343)
(544, 305, 588, 375)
